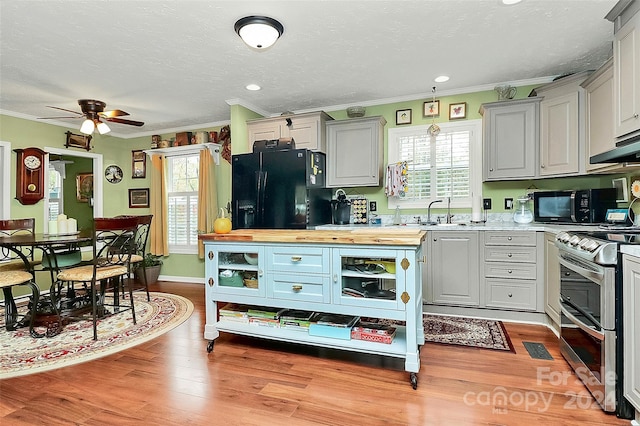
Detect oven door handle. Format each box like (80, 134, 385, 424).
(560, 299, 604, 340)
(558, 254, 604, 283)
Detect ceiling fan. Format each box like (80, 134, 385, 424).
(38, 99, 144, 135)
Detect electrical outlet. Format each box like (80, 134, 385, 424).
(483, 198, 492, 210)
(369, 201, 377, 212)
(505, 198, 513, 210)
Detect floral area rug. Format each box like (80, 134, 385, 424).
(423, 314, 514, 352)
(0, 292, 194, 379)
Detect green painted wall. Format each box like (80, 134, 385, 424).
(62, 156, 93, 231)
(1, 82, 635, 284)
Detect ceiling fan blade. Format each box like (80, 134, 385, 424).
(37, 115, 83, 119)
(46, 106, 83, 115)
(106, 117, 144, 127)
(99, 109, 129, 118)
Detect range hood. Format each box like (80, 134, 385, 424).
(590, 134, 640, 164)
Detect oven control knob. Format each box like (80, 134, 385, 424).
(584, 240, 600, 252)
(556, 231, 570, 243)
(578, 238, 592, 250)
(569, 235, 582, 246)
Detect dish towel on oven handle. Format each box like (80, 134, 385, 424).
(385, 161, 408, 198)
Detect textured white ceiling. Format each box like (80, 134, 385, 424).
(0, 0, 617, 138)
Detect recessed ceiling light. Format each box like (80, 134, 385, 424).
(502, 0, 522, 5)
(246, 84, 261, 91)
(434, 75, 450, 83)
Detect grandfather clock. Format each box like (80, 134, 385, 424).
(14, 147, 46, 205)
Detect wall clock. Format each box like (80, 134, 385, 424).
(14, 147, 46, 205)
(105, 164, 123, 184)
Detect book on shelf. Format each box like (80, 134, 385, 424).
(218, 315, 249, 324)
(219, 303, 250, 317)
(247, 306, 286, 320)
(312, 313, 359, 328)
(249, 317, 281, 328)
(280, 320, 312, 330)
(350, 329, 395, 344)
(279, 309, 315, 321)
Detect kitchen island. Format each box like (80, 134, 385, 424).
(199, 228, 426, 388)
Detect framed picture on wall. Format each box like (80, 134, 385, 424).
(76, 173, 93, 202)
(396, 109, 412, 125)
(65, 131, 92, 151)
(423, 100, 440, 117)
(132, 150, 146, 178)
(129, 188, 149, 208)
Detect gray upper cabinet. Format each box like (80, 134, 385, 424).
(246, 111, 332, 152)
(480, 97, 540, 181)
(535, 72, 590, 177)
(581, 58, 616, 173)
(612, 5, 640, 139)
(326, 116, 386, 188)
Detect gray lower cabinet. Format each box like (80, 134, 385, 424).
(480, 97, 540, 181)
(482, 231, 542, 312)
(427, 231, 480, 306)
(544, 232, 561, 326)
(325, 116, 386, 187)
(622, 254, 640, 415)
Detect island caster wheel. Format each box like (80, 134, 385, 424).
(207, 340, 215, 353)
(410, 372, 418, 390)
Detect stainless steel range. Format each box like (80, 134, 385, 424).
(555, 230, 634, 419)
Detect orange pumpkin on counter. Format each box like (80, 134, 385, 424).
(214, 208, 232, 234)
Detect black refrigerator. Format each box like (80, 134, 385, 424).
(232, 149, 332, 229)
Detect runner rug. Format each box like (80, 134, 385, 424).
(0, 292, 193, 379)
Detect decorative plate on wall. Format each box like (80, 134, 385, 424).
(105, 164, 123, 184)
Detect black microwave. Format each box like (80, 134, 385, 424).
(532, 188, 617, 223)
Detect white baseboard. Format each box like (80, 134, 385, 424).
(158, 274, 205, 285)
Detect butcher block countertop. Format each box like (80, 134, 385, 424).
(199, 229, 427, 246)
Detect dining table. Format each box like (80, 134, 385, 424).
(0, 230, 92, 337)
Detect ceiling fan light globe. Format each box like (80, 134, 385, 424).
(80, 119, 95, 135)
(96, 121, 111, 134)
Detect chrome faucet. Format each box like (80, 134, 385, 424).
(445, 197, 454, 224)
(427, 199, 443, 224)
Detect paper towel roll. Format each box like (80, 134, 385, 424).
(48, 220, 58, 235)
(472, 196, 482, 222)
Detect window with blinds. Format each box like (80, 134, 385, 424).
(167, 155, 199, 253)
(48, 168, 62, 220)
(388, 120, 481, 209)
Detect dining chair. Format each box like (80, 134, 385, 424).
(55, 217, 139, 340)
(0, 247, 41, 338)
(0, 218, 40, 273)
(116, 215, 153, 301)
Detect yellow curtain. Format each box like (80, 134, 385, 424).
(198, 149, 218, 258)
(149, 154, 169, 256)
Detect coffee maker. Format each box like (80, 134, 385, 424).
(331, 189, 351, 225)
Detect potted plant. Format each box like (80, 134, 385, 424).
(135, 253, 163, 284)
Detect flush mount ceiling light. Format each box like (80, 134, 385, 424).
(502, 0, 522, 4)
(246, 83, 261, 91)
(235, 16, 284, 50)
(434, 75, 450, 83)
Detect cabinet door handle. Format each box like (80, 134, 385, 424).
(489, 168, 494, 172)
(291, 256, 302, 262)
(507, 253, 513, 258)
(208, 277, 214, 287)
(433, 238, 438, 241)
(208, 251, 214, 260)
(258, 269, 263, 277)
(634, 113, 639, 118)
(507, 236, 512, 241)
(541, 164, 545, 168)
(508, 293, 513, 298)
(508, 270, 513, 274)
(333, 274, 338, 282)
(292, 285, 302, 292)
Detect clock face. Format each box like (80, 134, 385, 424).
(105, 165, 123, 184)
(24, 155, 41, 170)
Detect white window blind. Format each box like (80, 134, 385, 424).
(48, 168, 62, 220)
(388, 120, 482, 210)
(167, 155, 199, 253)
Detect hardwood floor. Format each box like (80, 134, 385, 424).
(0, 281, 630, 425)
